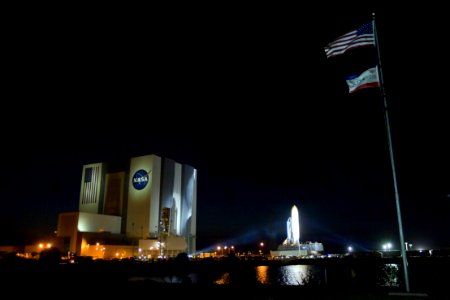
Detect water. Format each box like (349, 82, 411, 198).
(213, 263, 400, 287)
(274, 265, 315, 285)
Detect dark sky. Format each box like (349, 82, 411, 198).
(1, 6, 449, 253)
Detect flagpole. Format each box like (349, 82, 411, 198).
(372, 12, 410, 293)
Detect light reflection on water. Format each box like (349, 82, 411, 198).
(214, 272, 231, 285)
(256, 265, 314, 285)
(255, 266, 270, 284)
(277, 265, 311, 285)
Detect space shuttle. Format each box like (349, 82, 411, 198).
(284, 205, 300, 245)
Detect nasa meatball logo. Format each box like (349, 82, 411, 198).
(132, 169, 149, 190)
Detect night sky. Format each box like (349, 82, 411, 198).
(2, 6, 449, 253)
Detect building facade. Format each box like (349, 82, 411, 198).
(57, 154, 197, 258)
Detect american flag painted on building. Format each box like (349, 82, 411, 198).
(81, 164, 101, 204)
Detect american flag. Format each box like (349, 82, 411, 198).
(81, 165, 100, 204)
(324, 22, 374, 59)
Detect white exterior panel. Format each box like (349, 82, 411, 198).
(77, 212, 121, 233)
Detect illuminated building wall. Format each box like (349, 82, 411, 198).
(126, 154, 162, 239)
(77, 212, 121, 233)
(181, 165, 197, 254)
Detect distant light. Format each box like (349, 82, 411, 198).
(138, 248, 142, 253)
(383, 242, 392, 251)
(39, 243, 44, 249)
(348, 246, 353, 252)
(260, 242, 264, 247)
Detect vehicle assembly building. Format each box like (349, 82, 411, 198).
(57, 154, 197, 259)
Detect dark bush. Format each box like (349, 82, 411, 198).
(39, 247, 62, 265)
